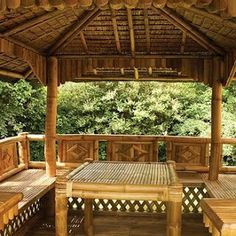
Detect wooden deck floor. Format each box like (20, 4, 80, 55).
(27, 214, 210, 236)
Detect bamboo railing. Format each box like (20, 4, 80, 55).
(0, 133, 236, 172)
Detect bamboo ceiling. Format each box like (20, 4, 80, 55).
(0, 0, 235, 86)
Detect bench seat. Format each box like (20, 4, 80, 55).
(0, 169, 55, 212)
(201, 198, 236, 236)
(201, 173, 236, 199)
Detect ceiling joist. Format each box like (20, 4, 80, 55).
(127, 8, 135, 57)
(111, 9, 121, 54)
(157, 7, 225, 56)
(143, 9, 151, 54)
(48, 8, 102, 55)
(0, 68, 23, 79)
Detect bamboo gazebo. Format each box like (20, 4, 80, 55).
(0, 0, 236, 236)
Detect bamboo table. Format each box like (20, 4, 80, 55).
(56, 161, 183, 236)
(0, 192, 23, 231)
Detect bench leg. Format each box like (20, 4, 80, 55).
(167, 201, 182, 236)
(55, 195, 68, 236)
(84, 199, 94, 236)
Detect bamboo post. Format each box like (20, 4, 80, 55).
(44, 57, 58, 177)
(209, 60, 222, 181)
(55, 195, 68, 236)
(167, 201, 182, 236)
(84, 199, 94, 236)
(18, 132, 30, 169)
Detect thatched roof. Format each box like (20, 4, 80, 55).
(0, 0, 235, 86)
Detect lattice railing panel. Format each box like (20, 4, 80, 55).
(182, 187, 208, 213)
(0, 200, 41, 236)
(68, 187, 207, 214)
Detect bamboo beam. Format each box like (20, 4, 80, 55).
(74, 76, 194, 82)
(127, 8, 135, 57)
(57, 54, 212, 59)
(48, 8, 101, 55)
(111, 9, 121, 54)
(44, 57, 58, 177)
(2, 10, 60, 36)
(226, 60, 236, 86)
(157, 7, 225, 56)
(143, 9, 151, 54)
(0, 69, 23, 79)
(79, 32, 88, 53)
(209, 59, 222, 181)
(180, 32, 187, 53)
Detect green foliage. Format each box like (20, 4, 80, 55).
(1, 80, 236, 164)
(0, 80, 46, 137)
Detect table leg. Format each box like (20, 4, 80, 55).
(167, 201, 182, 236)
(84, 199, 94, 236)
(55, 194, 68, 236)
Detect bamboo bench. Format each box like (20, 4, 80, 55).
(0, 135, 56, 234)
(201, 198, 236, 236)
(201, 173, 236, 198)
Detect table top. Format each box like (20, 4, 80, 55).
(68, 161, 180, 186)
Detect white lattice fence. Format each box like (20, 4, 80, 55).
(68, 186, 208, 214)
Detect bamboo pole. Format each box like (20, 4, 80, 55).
(209, 61, 222, 181)
(44, 57, 58, 177)
(55, 195, 68, 236)
(84, 199, 94, 236)
(18, 132, 30, 168)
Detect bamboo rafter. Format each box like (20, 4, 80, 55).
(111, 9, 121, 54)
(143, 9, 151, 54)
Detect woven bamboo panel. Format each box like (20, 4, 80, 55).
(107, 141, 158, 162)
(0, 54, 29, 73)
(0, 142, 18, 175)
(58, 140, 99, 163)
(13, 8, 83, 52)
(68, 186, 208, 214)
(167, 141, 209, 168)
(0, 8, 47, 32)
(60, 8, 208, 56)
(176, 7, 236, 49)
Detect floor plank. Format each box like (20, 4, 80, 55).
(27, 214, 210, 236)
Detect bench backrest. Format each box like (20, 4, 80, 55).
(0, 142, 18, 175)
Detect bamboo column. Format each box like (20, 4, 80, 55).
(209, 59, 222, 181)
(44, 57, 58, 177)
(84, 199, 94, 236)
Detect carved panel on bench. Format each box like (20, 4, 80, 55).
(167, 141, 209, 167)
(0, 143, 18, 175)
(58, 140, 99, 163)
(107, 141, 158, 162)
